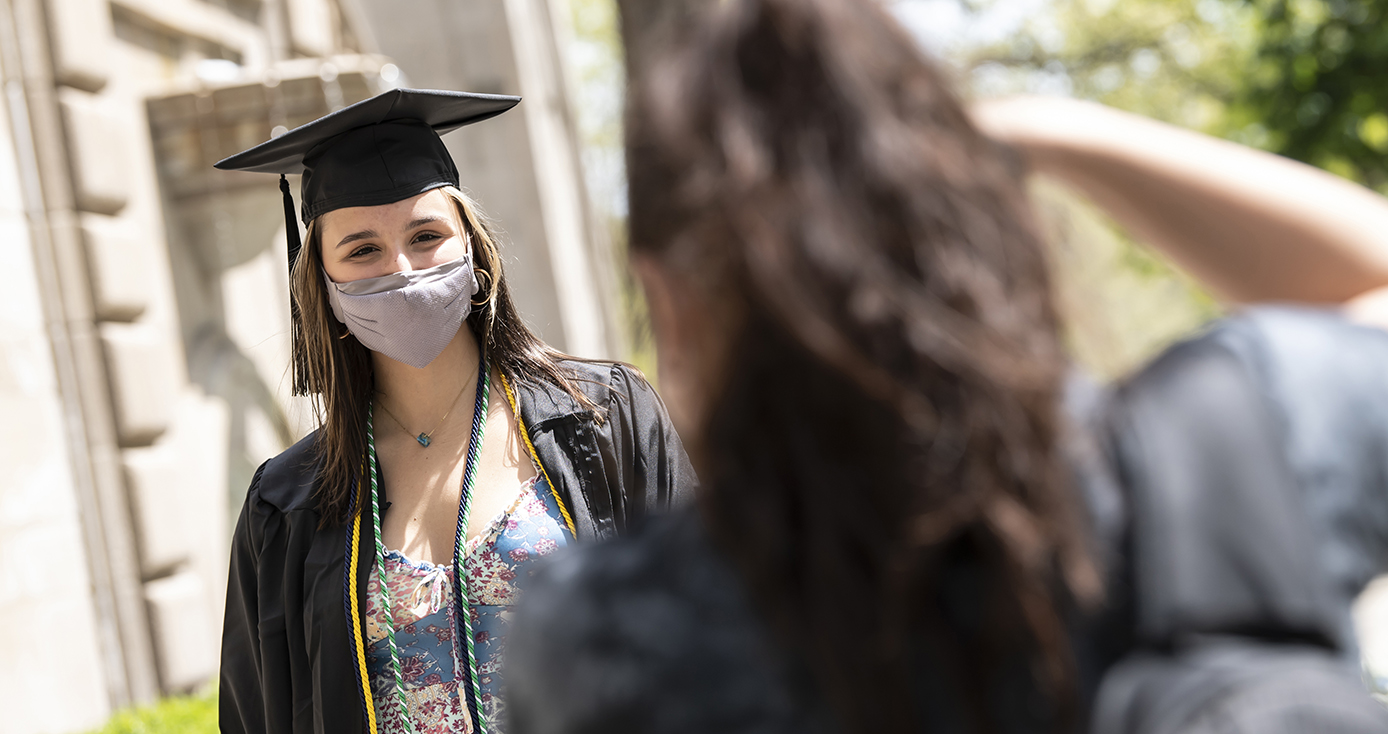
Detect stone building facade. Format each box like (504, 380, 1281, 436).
(0, 0, 616, 731)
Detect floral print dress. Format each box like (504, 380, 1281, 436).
(365, 475, 571, 733)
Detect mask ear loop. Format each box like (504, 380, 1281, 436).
(281, 174, 311, 395)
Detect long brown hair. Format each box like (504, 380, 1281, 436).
(626, 0, 1098, 731)
(290, 186, 600, 526)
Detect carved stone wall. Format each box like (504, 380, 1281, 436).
(0, 0, 363, 728)
(0, 0, 617, 729)
(147, 55, 393, 517)
(0, 36, 114, 734)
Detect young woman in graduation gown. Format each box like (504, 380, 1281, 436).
(215, 90, 695, 734)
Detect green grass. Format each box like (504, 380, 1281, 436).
(85, 688, 216, 734)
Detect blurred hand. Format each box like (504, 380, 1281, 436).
(1346, 285, 1388, 332)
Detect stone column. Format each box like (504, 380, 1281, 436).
(0, 0, 162, 712)
(0, 2, 118, 728)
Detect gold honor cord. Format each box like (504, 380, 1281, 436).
(499, 373, 578, 538)
(349, 492, 379, 734)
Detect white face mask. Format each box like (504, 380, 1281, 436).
(324, 255, 479, 368)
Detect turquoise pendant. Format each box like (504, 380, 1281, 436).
(416, 433, 431, 447)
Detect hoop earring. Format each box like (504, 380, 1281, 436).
(471, 268, 494, 307)
(338, 327, 352, 340)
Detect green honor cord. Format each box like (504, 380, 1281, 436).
(452, 364, 490, 734)
(366, 404, 412, 732)
(367, 357, 491, 733)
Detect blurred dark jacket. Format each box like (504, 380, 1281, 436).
(506, 309, 1388, 733)
(219, 361, 695, 734)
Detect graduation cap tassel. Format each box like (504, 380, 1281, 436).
(281, 174, 311, 396)
(280, 174, 302, 267)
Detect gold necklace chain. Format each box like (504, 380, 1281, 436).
(375, 369, 479, 448)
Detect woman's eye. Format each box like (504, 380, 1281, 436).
(413, 232, 442, 245)
(348, 245, 378, 259)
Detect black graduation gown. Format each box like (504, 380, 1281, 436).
(218, 360, 696, 734)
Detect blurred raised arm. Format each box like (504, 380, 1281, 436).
(973, 96, 1388, 304)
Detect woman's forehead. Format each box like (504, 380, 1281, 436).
(321, 189, 458, 235)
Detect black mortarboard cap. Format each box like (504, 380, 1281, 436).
(217, 87, 519, 258)
(214, 87, 519, 395)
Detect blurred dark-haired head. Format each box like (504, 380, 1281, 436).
(626, 0, 1097, 731)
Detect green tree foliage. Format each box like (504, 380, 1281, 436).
(1231, 0, 1388, 189)
(961, 0, 1388, 187)
(961, 0, 1258, 132)
(568, 0, 660, 376)
(567, 0, 625, 213)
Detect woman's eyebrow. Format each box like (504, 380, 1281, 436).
(335, 229, 379, 249)
(333, 216, 449, 249)
(406, 215, 451, 230)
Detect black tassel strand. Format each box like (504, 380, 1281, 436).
(281, 174, 311, 396)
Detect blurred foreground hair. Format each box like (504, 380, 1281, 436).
(627, 0, 1099, 731)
